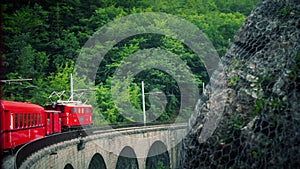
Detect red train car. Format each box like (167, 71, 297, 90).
(46, 101, 93, 131)
(0, 100, 46, 151)
(1, 99, 92, 153)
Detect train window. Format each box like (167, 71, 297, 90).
(27, 114, 29, 127)
(30, 114, 32, 126)
(34, 114, 37, 126)
(40, 114, 43, 125)
(15, 114, 19, 128)
(26, 113, 29, 127)
(24, 114, 27, 127)
(47, 113, 50, 125)
(59, 106, 64, 113)
(38, 114, 41, 125)
(28, 114, 30, 127)
(10, 113, 13, 129)
(19, 114, 23, 128)
(73, 108, 77, 114)
(39, 114, 42, 125)
(32, 114, 34, 126)
(28, 114, 31, 127)
(32, 114, 35, 126)
(31, 114, 33, 126)
(35, 114, 40, 126)
(33, 114, 35, 126)
(23, 114, 25, 127)
(36, 114, 38, 126)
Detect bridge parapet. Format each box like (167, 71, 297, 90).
(18, 123, 187, 169)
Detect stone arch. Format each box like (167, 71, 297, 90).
(63, 164, 74, 169)
(88, 153, 107, 169)
(146, 141, 170, 169)
(116, 146, 139, 169)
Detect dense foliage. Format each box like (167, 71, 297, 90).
(1, 0, 258, 124)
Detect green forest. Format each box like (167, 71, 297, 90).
(1, 0, 259, 125)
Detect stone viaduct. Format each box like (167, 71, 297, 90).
(18, 123, 187, 169)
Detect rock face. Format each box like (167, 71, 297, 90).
(182, 0, 300, 168)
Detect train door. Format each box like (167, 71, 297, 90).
(46, 110, 61, 135)
(53, 111, 61, 133)
(46, 111, 53, 135)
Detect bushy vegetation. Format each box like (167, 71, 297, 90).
(1, 0, 258, 124)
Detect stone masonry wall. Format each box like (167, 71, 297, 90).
(182, 0, 299, 168)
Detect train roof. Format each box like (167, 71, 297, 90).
(52, 100, 92, 107)
(0, 100, 44, 111)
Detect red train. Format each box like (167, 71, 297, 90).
(0, 99, 93, 153)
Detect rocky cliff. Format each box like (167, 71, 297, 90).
(182, 0, 300, 168)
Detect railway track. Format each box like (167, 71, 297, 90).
(14, 122, 187, 169)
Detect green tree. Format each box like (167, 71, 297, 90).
(46, 62, 74, 102)
(49, 30, 80, 68)
(95, 77, 143, 124)
(1, 0, 259, 125)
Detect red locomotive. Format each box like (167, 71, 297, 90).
(0, 99, 93, 153)
(45, 101, 93, 131)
